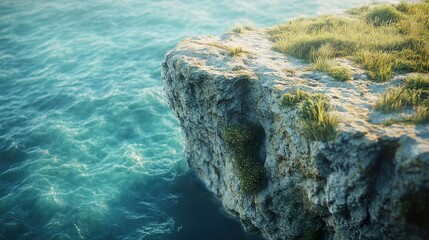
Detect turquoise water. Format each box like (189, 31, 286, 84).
(0, 0, 399, 239)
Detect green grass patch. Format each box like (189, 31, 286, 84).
(309, 44, 352, 81)
(375, 74, 429, 124)
(311, 58, 352, 81)
(202, 42, 250, 57)
(354, 50, 394, 82)
(269, 2, 429, 82)
(300, 97, 338, 141)
(405, 74, 429, 90)
(365, 5, 403, 26)
(413, 106, 429, 123)
(374, 87, 420, 112)
(231, 24, 244, 34)
(223, 123, 267, 194)
(280, 89, 311, 107)
(325, 66, 352, 82)
(230, 23, 255, 33)
(280, 91, 337, 141)
(228, 46, 245, 57)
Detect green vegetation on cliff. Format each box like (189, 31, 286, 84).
(269, 1, 429, 82)
(375, 74, 429, 124)
(280, 90, 338, 141)
(223, 123, 267, 194)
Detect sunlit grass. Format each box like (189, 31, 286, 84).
(201, 42, 250, 57)
(269, 2, 429, 82)
(375, 74, 429, 124)
(280, 88, 311, 108)
(280, 90, 337, 141)
(300, 96, 338, 141)
(230, 23, 255, 34)
(231, 24, 244, 34)
(228, 46, 245, 57)
(374, 87, 420, 112)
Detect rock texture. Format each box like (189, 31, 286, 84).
(162, 29, 429, 240)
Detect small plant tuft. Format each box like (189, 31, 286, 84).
(279, 91, 336, 141)
(405, 74, 429, 90)
(229, 46, 244, 57)
(355, 51, 394, 82)
(223, 123, 267, 194)
(375, 74, 429, 124)
(374, 87, 420, 112)
(300, 97, 338, 141)
(243, 23, 255, 30)
(201, 42, 250, 58)
(280, 89, 311, 108)
(309, 44, 352, 81)
(412, 106, 429, 123)
(326, 66, 352, 82)
(231, 24, 244, 34)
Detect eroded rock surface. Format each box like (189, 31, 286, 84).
(162, 29, 429, 240)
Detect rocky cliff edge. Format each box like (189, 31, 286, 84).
(162, 29, 429, 239)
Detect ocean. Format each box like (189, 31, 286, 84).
(0, 0, 399, 239)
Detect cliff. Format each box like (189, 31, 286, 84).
(161, 29, 429, 239)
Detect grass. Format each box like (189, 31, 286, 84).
(405, 74, 429, 90)
(355, 50, 394, 82)
(365, 5, 403, 26)
(228, 46, 245, 57)
(280, 90, 337, 141)
(230, 23, 255, 34)
(375, 74, 429, 124)
(300, 97, 338, 141)
(311, 58, 352, 82)
(413, 106, 429, 123)
(309, 44, 352, 81)
(223, 123, 267, 194)
(201, 42, 250, 57)
(231, 24, 244, 34)
(269, 2, 429, 82)
(280, 88, 311, 107)
(374, 87, 420, 112)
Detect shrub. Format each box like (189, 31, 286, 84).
(347, 6, 370, 15)
(223, 123, 267, 194)
(365, 5, 403, 26)
(300, 97, 338, 141)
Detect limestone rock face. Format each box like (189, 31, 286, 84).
(162, 29, 429, 240)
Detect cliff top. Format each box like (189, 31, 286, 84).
(171, 27, 428, 149)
